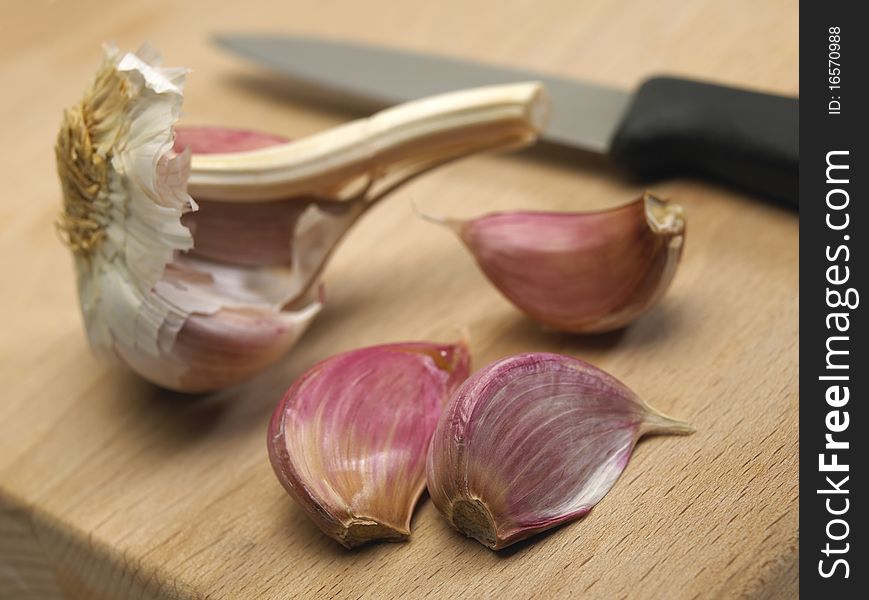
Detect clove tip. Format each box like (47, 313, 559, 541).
(642, 409, 695, 436)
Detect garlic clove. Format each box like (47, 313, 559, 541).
(177, 126, 304, 267)
(426, 352, 692, 550)
(268, 341, 470, 548)
(177, 126, 369, 297)
(424, 193, 684, 333)
(175, 125, 289, 154)
(181, 197, 311, 266)
(56, 45, 545, 392)
(116, 305, 322, 394)
(101, 250, 324, 393)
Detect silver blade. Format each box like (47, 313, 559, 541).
(214, 34, 631, 154)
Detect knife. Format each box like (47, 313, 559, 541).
(214, 34, 798, 207)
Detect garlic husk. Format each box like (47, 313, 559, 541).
(424, 193, 684, 333)
(426, 352, 692, 550)
(268, 341, 470, 548)
(55, 44, 546, 392)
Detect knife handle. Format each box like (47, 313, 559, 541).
(609, 77, 798, 207)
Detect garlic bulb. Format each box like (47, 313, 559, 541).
(55, 44, 313, 393)
(422, 193, 684, 333)
(55, 44, 547, 392)
(268, 341, 470, 548)
(426, 352, 693, 550)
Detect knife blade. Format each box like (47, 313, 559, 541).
(214, 34, 798, 206)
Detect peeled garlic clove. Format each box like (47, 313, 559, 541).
(426, 352, 693, 550)
(427, 193, 684, 333)
(55, 44, 545, 392)
(268, 341, 470, 548)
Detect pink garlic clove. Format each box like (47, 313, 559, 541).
(176, 126, 305, 267)
(174, 125, 289, 154)
(181, 197, 311, 266)
(178, 305, 322, 393)
(268, 341, 471, 548)
(426, 352, 692, 550)
(115, 305, 321, 394)
(427, 193, 685, 333)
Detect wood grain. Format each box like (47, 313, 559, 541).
(0, 0, 798, 598)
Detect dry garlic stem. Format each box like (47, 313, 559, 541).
(55, 44, 546, 392)
(423, 193, 685, 333)
(268, 341, 470, 548)
(188, 82, 548, 201)
(426, 352, 693, 550)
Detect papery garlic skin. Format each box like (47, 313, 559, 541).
(433, 193, 684, 333)
(426, 352, 692, 550)
(268, 341, 470, 548)
(55, 46, 321, 392)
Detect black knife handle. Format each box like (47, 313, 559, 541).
(609, 77, 798, 207)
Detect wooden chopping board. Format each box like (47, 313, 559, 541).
(0, 0, 798, 598)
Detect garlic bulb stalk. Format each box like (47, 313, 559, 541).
(426, 352, 693, 550)
(55, 44, 546, 392)
(187, 83, 548, 202)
